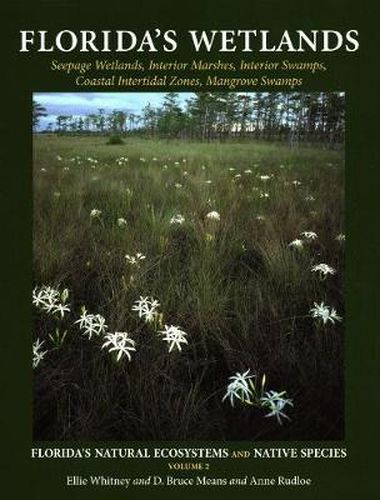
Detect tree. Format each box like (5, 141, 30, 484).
(32, 100, 47, 131)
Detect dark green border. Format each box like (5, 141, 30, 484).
(2, 1, 379, 498)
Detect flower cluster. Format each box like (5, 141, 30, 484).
(116, 156, 129, 166)
(132, 296, 160, 323)
(32, 285, 70, 318)
(311, 263, 336, 278)
(101, 332, 136, 361)
(75, 307, 107, 339)
(260, 390, 294, 425)
(125, 252, 146, 266)
(310, 302, 342, 325)
(159, 325, 188, 352)
(117, 217, 127, 227)
(289, 231, 318, 249)
(206, 211, 220, 221)
(170, 214, 185, 225)
(222, 369, 256, 407)
(300, 231, 318, 241)
(222, 370, 293, 425)
(90, 208, 102, 218)
(288, 238, 304, 249)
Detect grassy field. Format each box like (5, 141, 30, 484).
(33, 135, 344, 440)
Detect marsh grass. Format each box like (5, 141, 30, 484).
(33, 135, 344, 440)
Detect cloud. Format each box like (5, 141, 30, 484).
(34, 92, 193, 124)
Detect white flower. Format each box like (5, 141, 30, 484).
(90, 209, 102, 218)
(336, 233, 345, 242)
(33, 338, 48, 369)
(310, 302, 342, 325)
(256, 215, 265, 221)
(125, 253, 146, 266)
(305, 195, 316, 202)
(259, 192, 269, 199)
(222, 369, 255, 407)
(228, 167, 236, 172)
(33, 285, 59, 310)
(52, 303, 71, 319)
(174, 183, 183, 189)
(32, 285, 70, 317)
(288, 239, 304, 249)
(292, 180, 302, 186)
(117, 217, 127, 227)
(261, 390, 293, 425)
(259, 175, 271, 181)
(132, 296, 160, 323)
(206, 211, 220, 221)
(102, 332, 136, 361)
(170, 214, 185, 225)
(301, 231, 318, 240)
(244, 169, 252, 174)
(311, 263, 336, 278)
(159, 325, 188, 353)
(75, 308, 107, 339)
(56, 155, 63, 161)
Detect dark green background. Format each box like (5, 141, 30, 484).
(1, 0, 379, 498)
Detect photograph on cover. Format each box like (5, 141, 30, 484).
(32, 91, 344, 440)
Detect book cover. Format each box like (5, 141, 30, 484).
(1, 0, 378, 498)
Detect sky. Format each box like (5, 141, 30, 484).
(34, 92, 194, 129)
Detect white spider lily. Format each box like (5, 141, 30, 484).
(311, 263, 336, 278)
(52, 303, 71, 319)
(336, 233, 345, 242)
(259, 192, 269, 199)
(75, 308, 107, 339)
(32, 285, 70, 317)
(222, 369, 255, 406)
(117, 217, 127, 227)
(102, 332, 136, 361)
(132, 296, 160, 323)
(170, 214, 185, 225)
(261, 391, 293, 425)
(206, 211, 220, 221)
(33, 338, 48, 369)
(90, 208, 102, 218)
(159, 325, 188, 353)
(32, 285, 59, 310)
(310, 302, 342, 325)
(301, 231, 318, 240)
(288, 239, 304, 249)
(125, 253, 146, 266)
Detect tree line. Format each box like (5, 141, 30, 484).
(33, 92, 345, 144)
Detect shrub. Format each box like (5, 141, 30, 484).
(107, 134, 124, 145)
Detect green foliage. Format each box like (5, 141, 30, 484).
(107, 134, 124, 145)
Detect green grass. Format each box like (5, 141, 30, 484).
(33, 135, 344, 440)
